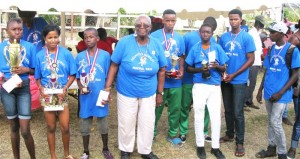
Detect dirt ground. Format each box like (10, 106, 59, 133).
(0, 71, 299, 159)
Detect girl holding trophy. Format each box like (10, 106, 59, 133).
(35, 24, 76, 159)
(0, 18, 36, 159)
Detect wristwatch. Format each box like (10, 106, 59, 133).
(156, 90, 164, 96)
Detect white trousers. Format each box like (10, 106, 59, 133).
(117, 92, 156, 154)
(193, 83, 221, 148)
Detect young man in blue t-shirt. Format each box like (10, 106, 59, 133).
(256, 22, 300, 159)
(218, 9, 255, 157)
(186, 23, 228, 159)
(151, 9, 185, 147)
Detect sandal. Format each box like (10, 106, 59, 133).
(219, 135, 234, 143)
(65, 155, 74, 159)
(166, 136, 183, 147)
(235, 144, 245, 157)
(255, 145, 276, 158)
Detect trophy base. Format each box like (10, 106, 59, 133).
(166, 70, 178, 78)
(44, 105, 64, 111)
(82, 87, 90, 94)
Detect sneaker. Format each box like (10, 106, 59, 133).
(197, 147, 206, 159)
(121, 151, 131, 159)
(205, 135, 212, 143)
(81, 153, 89, 159)
(179, 134, 186, 143)
(211, 148, 225, 159)
(102, 150, 114, 159)
(287, 147, 296, 159)
(166, 136, 183, 147)
(278, 154, 287, 159)
(141, 152, 159, 159)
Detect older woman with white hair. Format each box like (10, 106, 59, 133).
(104, 15, 167, 159)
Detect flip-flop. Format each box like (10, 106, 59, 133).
(235, 144, 245, 157)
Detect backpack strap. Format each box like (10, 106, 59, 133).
(285, 44, 297, 88)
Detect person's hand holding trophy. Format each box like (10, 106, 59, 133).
(166, 54, 179, 78)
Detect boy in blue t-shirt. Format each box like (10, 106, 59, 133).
(256, 22, 300, 159)
(218, 9, 255, 157)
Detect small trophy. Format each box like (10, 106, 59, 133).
(4, 39, 26, 72)
(202, 60, 211, 79)
(80, 69, 90, 94)
(167, 54, 179, 78)
(222, 64, 228, 80)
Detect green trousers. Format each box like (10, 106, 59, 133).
(179, 84, 210, 136)
(155, 87, 182, 137)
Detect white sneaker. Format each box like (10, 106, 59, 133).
(81, 153, 89, 159)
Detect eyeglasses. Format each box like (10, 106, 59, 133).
(135, 23, 150, 29)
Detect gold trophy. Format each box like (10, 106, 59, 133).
(168, 54, 179, 78)
(4, 39, 26, 72)
(80, 69, 90, 94)
(202, 60, 211, 79)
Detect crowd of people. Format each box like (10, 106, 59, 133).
(0, 7, 300, 159)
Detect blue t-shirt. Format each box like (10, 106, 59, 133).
(185, 42, 229, 85)
(111, 34, 167, 98)
(22, 17, 48, 52)
(263, 43, 300, 103)
(240, 25, 249, 32)
(218, 31, 256, 84)
(75, 49, 111, 118)
(183, 31, 216, 84)
(151, 29, 185, 88)
(34, 46, 77, 87)
(0, 40, 36, 80)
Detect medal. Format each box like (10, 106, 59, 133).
(164, 50, 170, 57)
(52, 63, 57, 68)
(85, 48, 99, 82)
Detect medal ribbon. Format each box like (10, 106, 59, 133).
(46, 45, 59, 69)
(273, 42, 286, 57)
(85, 48, 99, 74)
(162, 29, 174, 51)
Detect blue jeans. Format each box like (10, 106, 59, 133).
(282, 105, 289, 119)
(294, 97, 298, 118)
(291, 98, 300, 149)
(221, 82, 246, 144)
(1, 79, 31, 119)
(265, 101, 287, 154)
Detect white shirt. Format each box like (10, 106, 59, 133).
(248, 28, 263, 66)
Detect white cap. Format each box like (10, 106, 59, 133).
(267, 22, 288, 34)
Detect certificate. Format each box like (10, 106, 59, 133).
(2, 74, 22, 93)
(96, 90, 109, 107)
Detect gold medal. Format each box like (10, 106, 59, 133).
(164, 50, 170, 57)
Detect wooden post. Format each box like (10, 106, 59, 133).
(61, 12, 66, 46)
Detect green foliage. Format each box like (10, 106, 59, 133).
(40, 8, 60, 25)
(283, 8, 300, 22)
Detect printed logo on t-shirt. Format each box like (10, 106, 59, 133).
(27, 31, 42, 45)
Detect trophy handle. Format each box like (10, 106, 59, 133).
(20, 46, 26, 66)
(3, 46, 10, 64)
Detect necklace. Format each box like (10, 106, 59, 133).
(273, 42, 286, 61)
(230, 31, 241, 43)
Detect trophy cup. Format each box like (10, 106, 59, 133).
(202, 60, 211, 79)
(43, 70, 64, 111)
(4, 39, 26, 72)
(80, 69, 90, 94)
(222, 64, 228, 80)
(168, 54, 179, 78)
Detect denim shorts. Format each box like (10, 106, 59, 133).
(1, 79, 31, 119)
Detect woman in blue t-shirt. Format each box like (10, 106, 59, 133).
(104, 14, 167, 159)
(35, 24, 76, 159)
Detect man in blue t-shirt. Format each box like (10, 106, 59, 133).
(256, 22, 300, 159)
(180, 17, 217, 144)
(218, 9, 255, 157)
(151, 9, 185, 147)
(185, 23, 229, 159)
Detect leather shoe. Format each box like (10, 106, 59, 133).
(141, 152, 159, 159)
(197, 147, 206, 159)
(121, 151, 131, 159)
